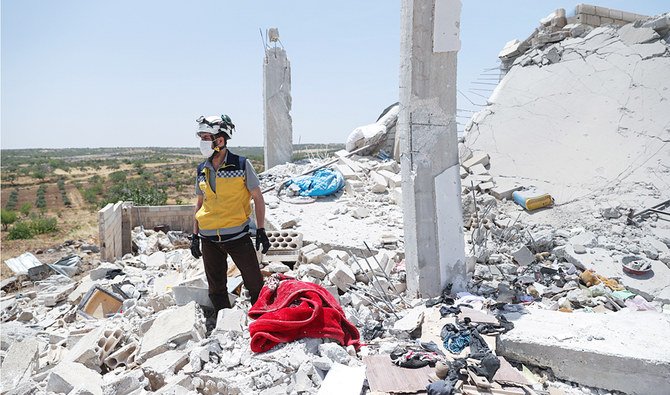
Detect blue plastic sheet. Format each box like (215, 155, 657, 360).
(284, 169, 344, 197)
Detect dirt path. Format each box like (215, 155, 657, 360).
(68, 186, 85, 209)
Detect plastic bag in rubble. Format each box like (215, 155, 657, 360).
(284, 169, 344, 197)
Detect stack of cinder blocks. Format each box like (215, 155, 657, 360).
(262, 231, 303, 263)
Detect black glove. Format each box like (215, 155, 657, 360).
(190, 234, 202, 259)
(255, 228, 271, 254)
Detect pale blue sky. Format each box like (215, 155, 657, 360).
(1, 1, 667, 149)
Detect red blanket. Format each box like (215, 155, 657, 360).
(248, 278, 361, 353)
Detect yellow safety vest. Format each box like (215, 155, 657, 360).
(195, 152, 252, 232)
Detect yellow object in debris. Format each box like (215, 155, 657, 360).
(580, 269, 624, 291)
(512, 190, 554, 211)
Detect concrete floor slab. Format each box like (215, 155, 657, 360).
(497, 309, 670, 394)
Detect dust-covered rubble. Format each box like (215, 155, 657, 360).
(3, 9, 670, 395)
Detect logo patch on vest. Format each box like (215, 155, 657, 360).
(216, 169, 245, 178)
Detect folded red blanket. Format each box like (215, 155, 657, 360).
(248, 278, 361, 353)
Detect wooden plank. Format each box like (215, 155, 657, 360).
(363, 354, 432, 394)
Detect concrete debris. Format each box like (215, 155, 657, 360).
(46, 361, 104, 395)
(498, 309, 670, 394)
(0, 338, 41, 391)
(138, 301, 205, 361)
(1, 8, 669, 395)
(317, 363, 366, 395)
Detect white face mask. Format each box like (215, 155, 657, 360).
(199, 141, 214, 158)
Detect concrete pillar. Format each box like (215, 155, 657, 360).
(399, 0, 466, 297)
(263, 29, 293, 170)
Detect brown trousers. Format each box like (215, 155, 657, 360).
(201, 234, 264, 310)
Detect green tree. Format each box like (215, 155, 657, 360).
(19, 202, 32, 216)
(1, 210, 17, 230)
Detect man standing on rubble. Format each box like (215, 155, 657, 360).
(189, 114, 271, 313)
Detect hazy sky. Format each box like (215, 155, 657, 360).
(2, 1, 667, 149)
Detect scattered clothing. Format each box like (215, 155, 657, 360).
(471, 315, 514, 335)
(419, 341, 445, 356)
(425, 285, 454, 307)
(439, 305, 461, 317)
(389, 347, 439, 368)
(105, 269, 125, 280)
(440, 324, 472, 354)
(248, 277, 360, 353)
(426, 359, 468, 395)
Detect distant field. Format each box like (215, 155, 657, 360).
(0, 144, 343, 268)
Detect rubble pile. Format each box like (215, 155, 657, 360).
(260, 151, 404, 250)
(2, 9, 670, 395)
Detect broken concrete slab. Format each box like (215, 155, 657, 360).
(493, 356, 531, 386)
(0, 338, 40, 391)
(462, 152, 490, 170)
(171, 285, 213, 309)
(102, 369, 148, 395)
(368, 171, 388, 193)
(46, 361, 103, 395)
(618, 23, 660, 45)
(469, 163, 489, 175)
(146, 251, 167, 269)
(138, 301, 205, 361)
(142, 350, 189, 389)
(498, 309, 670, 394)
(214, 308, 246, 334)
(489, 182, 523, 201)
(512, 246, 534, 266)
(63, 326, 106, 369)
(391, 305, 425, 335)
(317, 363, 365, 395)
(327, 261, 356, 291)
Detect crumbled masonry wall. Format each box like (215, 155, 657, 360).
(98, 202, 123, 262)
(468, 20, 670, 204)
(573, 4, 648, 27)
(99, 203, 195, 261)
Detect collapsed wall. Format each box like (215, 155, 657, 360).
(466, 12, 670, 204)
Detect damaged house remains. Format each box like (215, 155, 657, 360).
(2, 3, 670, 395)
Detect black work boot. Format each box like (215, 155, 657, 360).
(209, 293, 231, 312)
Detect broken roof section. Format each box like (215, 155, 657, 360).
(465, 8, 670, 204)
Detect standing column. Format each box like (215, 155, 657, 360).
(399, 0, 466, 297)
(263, 28, 293, 170)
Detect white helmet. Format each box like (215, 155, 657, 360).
(195, 114, 235, 139)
